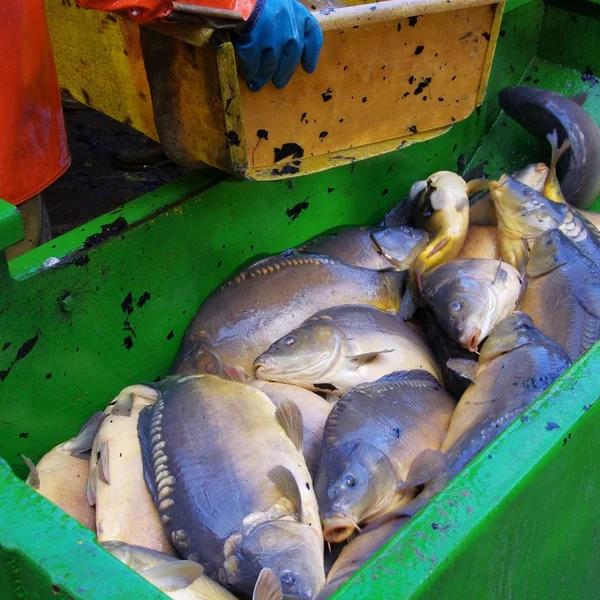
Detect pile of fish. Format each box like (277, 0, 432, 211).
(21, 86, 600, 599)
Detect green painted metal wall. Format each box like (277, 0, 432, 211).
(1, 1, 600, 598)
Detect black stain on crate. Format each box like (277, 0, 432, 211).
(272, 165, 300, 176)
(545, 421, 560, 431)
(322, 88, 333, 102)
(19, 432, 28, 438)
(256, 129, 269, 140)
(82, 216, 128, 250)
(16, 335, 40, 362)
(286, 201, 309, 221)
(319, 131, 329, 139)
(414, 77, 431, 95)
(457, 153, 466, 173)
(123, 335, 134, 350)
(582, 66, 599, 85)
(408, 125, 418, 133)
(137, 291, 151, 308)
(408, 16, 421, 26)
(274, 143, 304, 162)
(2, 342, 10, 351)
(225, 130, 241, 147)
(414, 45, 425, 55)
(300, 112, 307, 122)
(167, 330, 174, 340)
(482, 31, 490, 41)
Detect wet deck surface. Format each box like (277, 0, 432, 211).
(44, 107, 188, 237)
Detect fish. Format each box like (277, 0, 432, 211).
(369, 313, 571, 526)
(420, 258, 522, 352)
(315, 370, 455, 542)
(100, 540, 179, 572)
(171, 254, 404, 378)
(250, 380, 333, 478)
(22, 412, 104, 531)
(87, 385, 174, 554)
(457, 226, 500, 260)
(469, 163, 549, 226)
(138, 375, 325, 598)
(313, 517, 409, 600)
(411, 171, 470, 280)
(520, 229, 600, 362)
(142, 561, 282, 600)
(295, 226, 428, 271)
(490, 175, 600, 271)
(253, 305, 442, 397)
(416, 307, 477, 398)
(499, 86, 600, 209)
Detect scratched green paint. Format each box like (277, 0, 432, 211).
(1, 1, 600, 598)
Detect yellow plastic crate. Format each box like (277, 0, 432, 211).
(46, 0, 503, 178)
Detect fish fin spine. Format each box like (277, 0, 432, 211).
(253, 568, 283, 600)
(275, 400, 304, 453)
(267, 465, 303, 522)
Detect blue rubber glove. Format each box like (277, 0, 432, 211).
(234, 0, 323, 91)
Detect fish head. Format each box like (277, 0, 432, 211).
(490, 175, 555, 226)
(479, 312, 539, 362)
(514, 162, 550, 192)
(412, 171, 469, 227)
(253, 319, 343, 388)
(424, 274, 494, 352)
(371, 226, 429, 270)
(316, 442, 395, 543)
(527, 228, 573, 277)
(235, 521, 325, 599)
(170, 339, 224, 377)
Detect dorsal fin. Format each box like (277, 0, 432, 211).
(268, 465, 303, 521)
(275, 400, 303, 452)
(22, 455, 40, 489)
(253, 568, 282, 600)
(137, 403, 160, 506)
(61, 411, 106, 455)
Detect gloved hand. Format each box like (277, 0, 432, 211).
(234, 0, 324, 91)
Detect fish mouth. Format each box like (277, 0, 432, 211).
(322, 516, 360, 543)
(460, 328, 482, 352)
(253, 357, 278, 375)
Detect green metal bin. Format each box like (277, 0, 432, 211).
(1, 1, 600, 598)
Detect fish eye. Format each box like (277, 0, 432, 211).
(284, 336, 296, 346)
(450, 301, 463, 312)
(281, 571, 296, 585)
(344, 475, 356, 487)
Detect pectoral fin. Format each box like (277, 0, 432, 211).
(275, 400, 304, 452)
(111, 393, 134, 417)
(141, 560, 204, 591)
(446, 358, 479, 383)
(268, 465, 303, 521)
(61, 411, 106, 455)
(398, 449, 447, 489)
(86, 463, 97, 506)
(466, 178, 491, 195)
(399, 279, 418, 320)
(222, 364, 251, 383)
(346, 349, 394, 366)
(253, 568, 283, 600)
(96, 438, 110, 485)
(183, 575, 238, 600)
(22, 455, 40, 489)
(576, 285, 600, 319)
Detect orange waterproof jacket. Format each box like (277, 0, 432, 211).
(0, 0, 70, 206)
